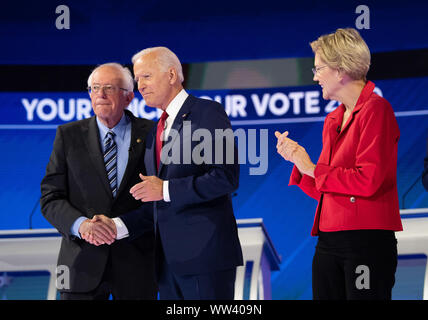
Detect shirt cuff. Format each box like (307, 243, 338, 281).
(288, 165, 303, 186)
(112, 217, 129, 240)
(163, 180, 170, 202)
(313, 163, 331, 191)
(70, 216, 87, 238)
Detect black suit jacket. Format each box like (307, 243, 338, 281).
(121, 95, 243, 276)
(40, 110, 156, 295)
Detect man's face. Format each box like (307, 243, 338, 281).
(133, 53, 176, 111)
(89, 66, 133, 127)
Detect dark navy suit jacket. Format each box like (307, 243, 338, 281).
(121, 94, 243, 276)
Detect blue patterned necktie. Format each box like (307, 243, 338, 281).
(104, 131, 117, 198)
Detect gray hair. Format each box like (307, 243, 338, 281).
(87, 62, 135, 92)
(131, 47, 184, 83)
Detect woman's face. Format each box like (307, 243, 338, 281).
(313, 52, 341, 101)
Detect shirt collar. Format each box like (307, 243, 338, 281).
(353, 80, 375, 113)
(96, 112, 129, 141)
(164, 89, 189, 120)
(328, 80, 375, 120)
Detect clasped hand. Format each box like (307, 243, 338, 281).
(79, 173, 163, 246)
(78, 215, 117, 246)
(275, 131, 316, 178)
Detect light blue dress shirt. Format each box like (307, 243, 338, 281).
(70, 113, 131, 238)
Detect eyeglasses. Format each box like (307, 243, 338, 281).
(87, 84, 128, 95)
(312, 65, 328, 76)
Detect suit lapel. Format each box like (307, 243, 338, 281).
(338, 82, 374, 135)
(158, 95, 194, 175)
(116, 112, 148, 197)
(82, 117, 112, 198)
(324, 83, 375, 164)
(145, 127, 157, 176)
(324, 107, 343, 164)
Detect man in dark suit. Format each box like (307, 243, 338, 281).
(40, 63, 157, 300)
(106, 47, 243, 300)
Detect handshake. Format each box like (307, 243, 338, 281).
(76, 174, 164, 246)
(78, 215, 117, 246)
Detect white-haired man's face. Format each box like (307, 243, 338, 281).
(89, 66, 134, 128)
(133, 52, 180, 111)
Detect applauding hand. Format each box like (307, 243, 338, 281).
(275, 131, 316, 178)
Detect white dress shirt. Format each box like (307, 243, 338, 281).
(113, 89, 189, 239)
(161, 89, 189, 202)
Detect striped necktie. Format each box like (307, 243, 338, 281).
(104, 131, 117, 198)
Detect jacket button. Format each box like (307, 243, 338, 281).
(350, 196, 356, 203)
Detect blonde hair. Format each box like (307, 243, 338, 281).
(132, 46, 184, 83)
(310, 28, 371, 81)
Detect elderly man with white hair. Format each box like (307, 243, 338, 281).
(110, 47, 243, 300)
(40, 63, 157, 300)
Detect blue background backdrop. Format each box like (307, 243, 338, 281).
(0, 0, 427, 299)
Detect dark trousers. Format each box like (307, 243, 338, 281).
(312, 230, 397, 300)
(61, 252, 157, 300)
(155, 226, 236, 300)
(157, 246, 236, 300)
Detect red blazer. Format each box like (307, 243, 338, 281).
(289, 81, 403, 236)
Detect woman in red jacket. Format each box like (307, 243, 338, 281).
(275, 28, 402, 300)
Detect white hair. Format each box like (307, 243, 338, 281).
(131, 47, 184, 83)
(87, 62, 134, 92)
